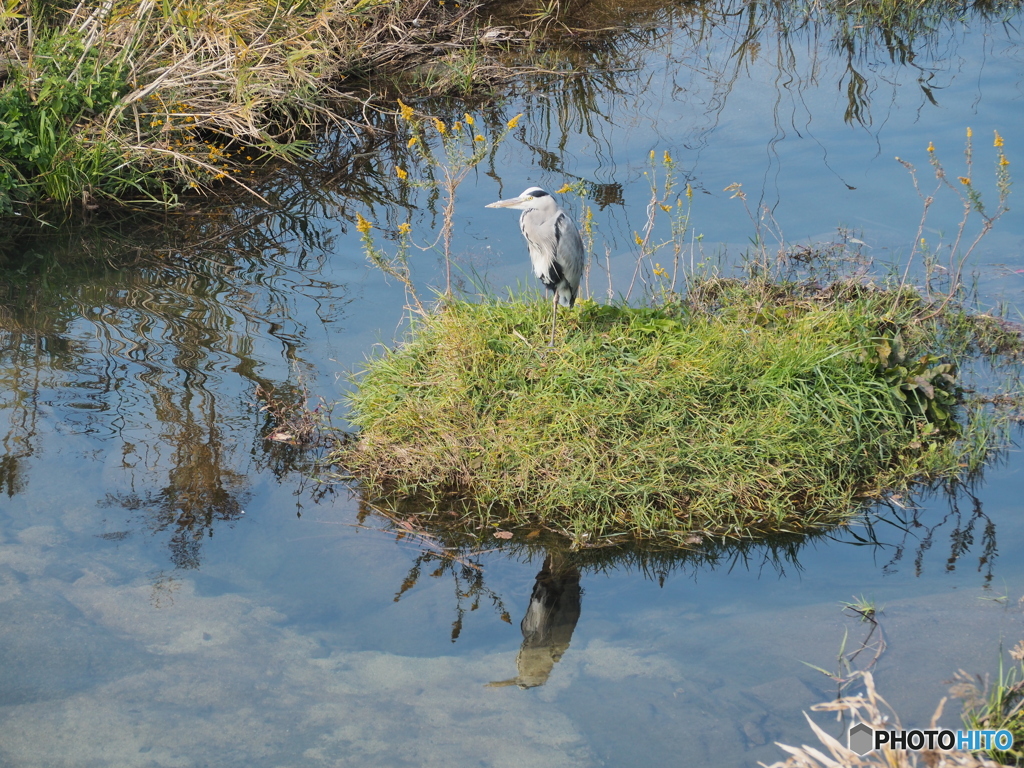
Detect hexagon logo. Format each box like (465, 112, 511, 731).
(849, 722, 874, 755)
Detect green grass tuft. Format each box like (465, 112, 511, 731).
(955, 644, 1024, 766)
(334, 280, 1006, 545)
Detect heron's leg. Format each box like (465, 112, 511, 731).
(549, 291, 559, 346)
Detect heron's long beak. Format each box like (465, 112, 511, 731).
(485, 196, 529, 208)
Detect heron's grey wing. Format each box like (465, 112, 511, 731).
(553, 211, 585, 301)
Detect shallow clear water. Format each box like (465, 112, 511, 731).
(2, 3, 1024, 766)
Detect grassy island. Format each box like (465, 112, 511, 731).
(333, 278, 1014, 546)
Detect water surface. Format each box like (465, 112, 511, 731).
(1, 3, 1024, 766)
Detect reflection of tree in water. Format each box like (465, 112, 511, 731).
(0, 118, 464, 570)
(0, 188, 359, 567)
(847, 483, 999, 585)
(0, 272, 82, 500)
(393, 548, 513, 643)
(105, 406, 248, 570)
(482, 0, 1020, 221)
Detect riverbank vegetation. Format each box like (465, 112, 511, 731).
(0, 0, 534, 217)
(766, 611, 1024, 766)
(0, 0, 701, 219)
(3, 0, 1022, 220)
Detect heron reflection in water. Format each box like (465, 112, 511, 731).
(488, 553, 582, 689)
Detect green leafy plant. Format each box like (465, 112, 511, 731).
(870, 330, 959, 435)
(0, 30, 129, 208)
(841, 595, 882, 622)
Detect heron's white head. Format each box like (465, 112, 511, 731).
(485, 187, 552, 210)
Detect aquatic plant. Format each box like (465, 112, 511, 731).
(895, 127, 1012, 318)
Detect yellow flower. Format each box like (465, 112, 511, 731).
(958, 176, 971, 185)
(1000, 156, 1010, 167)
(634, 234, 643, 246)
(396, 166, 408, 181)
(398, 99, 415, 121)
(356, 213, 373, 235)
(927, 141, 934, 153)
(653, 263, 667, 277)
(474, 134, 485, 142)
(660, 204, 672, 212)
(663, 150, 672, 164)
(506, 114, 521, 129)
(556, 184, 573, 194)
(685, 184, 693, 200)
(464, 114, 475, 126)
(398, 222, 412, 235)
(408, 136, 419, 148)
(966, 127, 973, 138)
(452, 121, 462, 132)
(432, 117, 447, 135)
(994, 131, 1004, 148)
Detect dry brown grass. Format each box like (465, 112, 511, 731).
(0, 0, 537, 211)
(762, 672, 1005, 768)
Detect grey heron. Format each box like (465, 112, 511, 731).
(486, 186, 585, 346)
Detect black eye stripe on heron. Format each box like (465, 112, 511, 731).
(486, 186, 585, 346)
